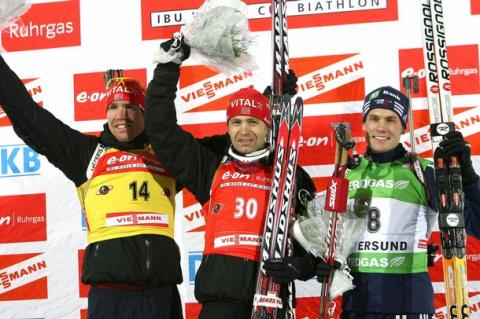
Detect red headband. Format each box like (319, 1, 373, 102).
(227, 86, 271, 127)
(105, 78, 145, 111)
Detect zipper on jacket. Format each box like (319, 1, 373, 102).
(93, 243, 100, 257)
(145, 237, 151, 277)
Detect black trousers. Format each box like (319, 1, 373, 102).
(341, 312, 433, 319)
(87, 285, 183, 319)
(198, 301, 288, 319)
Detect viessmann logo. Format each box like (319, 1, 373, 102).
(177, 65, 254, 115)
(291, 54, 365, 105)
(1, 0, 81, 52)
(74, 69, 147, 121)
(0, 253, 48, 301)
(141, 0, 398, 40)
(0, 194, 47, 244)
(0, 78, 44, 127)
(399, 44, 480, 98)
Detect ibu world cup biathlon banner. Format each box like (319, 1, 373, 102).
(1, 0, 480, 318)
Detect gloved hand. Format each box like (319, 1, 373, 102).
(316, 258, 341, 282)
(434, 131, 478, 186)
(427, 242, 439, 267)
(283, 69, 298, 96)
(263, 256, 315, 284)
(153, 33, 191, 65)
(262, 69, 298, 97)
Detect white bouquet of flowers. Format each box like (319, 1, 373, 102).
(292, 191, 369, 299)
(0, 0, 30, 31)
(181, 0, 256, 74)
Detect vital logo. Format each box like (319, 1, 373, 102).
(74, 69, 147, 122)
(0, 144, 41, 178)
(0, 253, 48, 301)
(0, 194, 47, 244)
(1, 0, 81, 52)
(141, 0, 398, 40)
(187, 251, 202, 284)
(399, 44, 480, 97)
(0, 78, 44, 127)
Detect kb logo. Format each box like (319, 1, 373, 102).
(0, 144, 41, 178)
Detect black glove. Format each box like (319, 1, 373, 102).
(283, 69, 298, 96)
(427, 242, 439, 267)
(158, 33, 191, 63)
(263, 256, 315, 284)
(316, 259, 341, 282)
(434, 131, 478, 186)
(262, 69, 298, 97)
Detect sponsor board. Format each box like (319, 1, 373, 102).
(185, 302, 202, 319)
(292, 54, 365, 105)
(177, 66, 254, 115)
(187, 251, 202, 285)
(0, 253, 48, 301)
(74, 69, 147, 122)
(0, 194, 47, 244)
(433, 292, 480, 318)
(141, 0, 398, 40)
(472, 0, 480, 15)
(0, 144, 42, 178)
(399, 106, 480, 158)
(296, 296, 342, 319)
(1, 0, 81, 51)
(399, 44, 480, 98)
(299, 114, 365, 166)
(174, 54, 364, 120)
(428, 232, 480, 283)
(78, 250, 89, 298)
(183, 202, 205, 233)
(0, 78, 44, 127)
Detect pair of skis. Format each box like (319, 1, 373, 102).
(420, 0, 470, 317)
(252, 94, 303, 319)
(252, 0, 304, 318)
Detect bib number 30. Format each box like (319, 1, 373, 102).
(234, 197, 258, 219)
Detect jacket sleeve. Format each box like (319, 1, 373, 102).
(144, 62, 221, 204)
(0, 55, 98, 186)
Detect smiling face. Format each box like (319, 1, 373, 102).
(228, 115, 269, 155)
(106, 101, 145, 142)
(363, 108, 404, 154)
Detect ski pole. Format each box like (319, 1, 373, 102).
(319, 123, 354, 318)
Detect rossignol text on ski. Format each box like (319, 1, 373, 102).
(420, 0, 470, 317)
